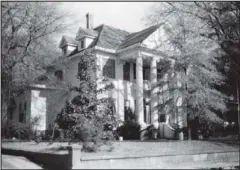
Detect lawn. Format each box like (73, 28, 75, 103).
(2, 140, 239, 160)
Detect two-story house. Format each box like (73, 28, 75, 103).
(9, 13, 184, 138)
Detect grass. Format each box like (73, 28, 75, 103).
(2, 140, 239, 159)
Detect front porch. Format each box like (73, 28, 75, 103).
(117, 45, 180, 129)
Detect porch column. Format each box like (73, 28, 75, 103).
(150, 58, 158, 126)
(136, 55, 144, 124)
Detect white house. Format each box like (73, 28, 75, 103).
(9, 13, 184, 138)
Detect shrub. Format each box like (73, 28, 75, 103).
(190, 117, 217, 139)
(116, 108, 141, 140)
(1, 116, 41, 140)
(54, 51, 117, 152)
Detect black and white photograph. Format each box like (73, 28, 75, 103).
(1, 1, 240, 169)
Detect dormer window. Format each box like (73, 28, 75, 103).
(63, 46, 67, 55)
(81, 40, 85, 49)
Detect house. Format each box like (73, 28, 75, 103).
(9, 13, 185, 138)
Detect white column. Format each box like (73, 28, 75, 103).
(150, 58, 158, 127)
(136, 55, 144, 124)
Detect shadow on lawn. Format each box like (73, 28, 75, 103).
(205, 139, 239, 147)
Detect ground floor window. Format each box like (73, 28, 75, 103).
(19, 103, 26, 123)
(123, 62, 130, 81)
(159, 114, 166, 123)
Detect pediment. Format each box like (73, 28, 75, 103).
(142, 25, 175, 54)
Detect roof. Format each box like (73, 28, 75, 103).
(118, 24, 161, 50)
(88, 24, 129, 49)
(59, 35, 78, 48)
(68, 24, 161, 56)
(75, 27, 98, 40)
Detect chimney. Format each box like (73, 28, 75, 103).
(86, 13, 93, 29)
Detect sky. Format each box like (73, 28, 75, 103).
(58, 2, 155, 43)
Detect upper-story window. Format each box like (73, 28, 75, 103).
(55, 70, 63, 80)
(103, 58, 115, 79)
(123, 62, 130, 81)
(143, 67, 150, 81)
(63, 46, 67, 55)
(81, 40, 85, 49)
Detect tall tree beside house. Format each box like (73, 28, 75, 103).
(151, 2, 240, 131)
(55, 51, 116, 152)
(1, 2, 68, 123)
(187, 2, 240, 124)
(146, 2, 228, 138)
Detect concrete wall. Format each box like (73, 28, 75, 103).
(74, 151, 239, 169)
(30, 87, 69, 131)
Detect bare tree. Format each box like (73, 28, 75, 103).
(1, 2, 68, 121)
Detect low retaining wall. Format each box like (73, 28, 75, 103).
(73, 151, 239, 169)
(2, 147, 72, 170)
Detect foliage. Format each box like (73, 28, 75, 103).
(1, 115, 42, 140)
(116, 108, 141, 140)
(146, 2, 228, 132)
(55, 51, 116, 152)
(1, 2, 68, 121)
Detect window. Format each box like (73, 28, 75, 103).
(19, 103, 26, 123)
(81, 40, 85, 49)
(103, 59, 115, 79)
(143, 67, 150, 81)
(159, 114, 166, 122)
(55, 70, 63, 80)
(63, 46, 67, 55)
(157, 69, 162, 80)
(133, 63, 136, 79)
(123, 62, 130, 81)
(24, 101, 27, 110)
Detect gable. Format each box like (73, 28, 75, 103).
(142, 25, 175, 53)
(59, 36, 78, 48)
(118, 24, 160, 50)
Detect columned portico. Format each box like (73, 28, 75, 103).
(150, 58, 158, 127)
(135, 54, 144, 124)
